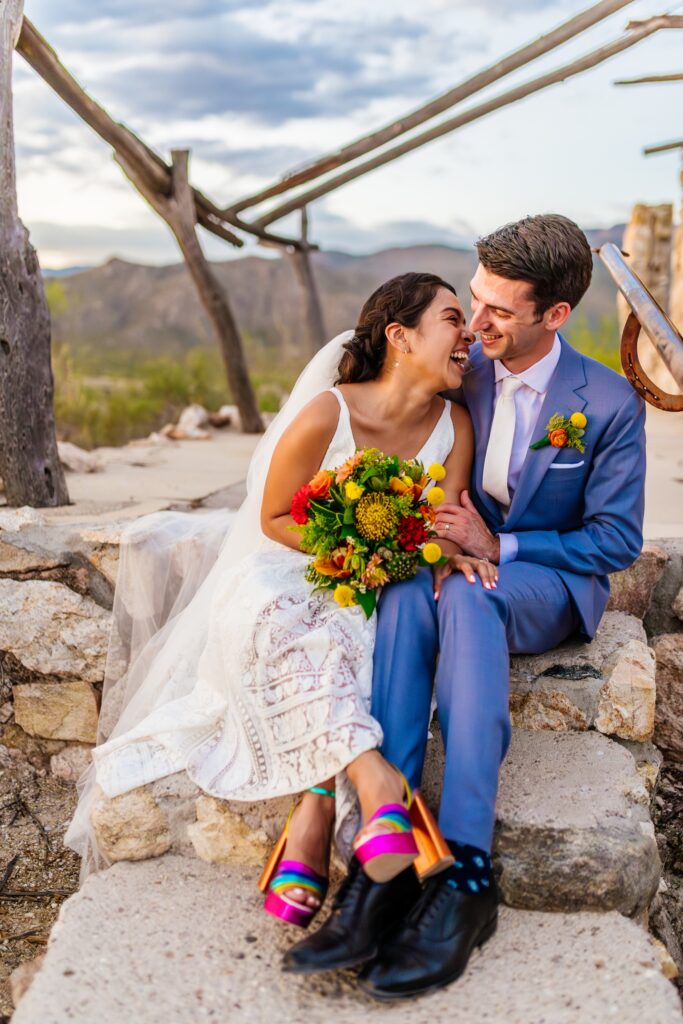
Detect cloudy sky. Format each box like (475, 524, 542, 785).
(12, 0, 683, 268)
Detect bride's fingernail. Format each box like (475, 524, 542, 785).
(485, 583, 491, 589)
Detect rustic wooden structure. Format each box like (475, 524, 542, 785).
(0, 0, 69, 506)
(5, 0, 683, 505)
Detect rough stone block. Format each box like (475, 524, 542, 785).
(0, 579, 110, 681)
(49, 743, 95, 783)
(653, 633, 683, 764)
(187, 795, 272, 865)
(13, 681, 100, 743)
(424, 728, 659, 917)
(645, 538, 683, 637)
(510, 611, 656, 740)
(607, 543, 669, 619)
(90, 785, 171, 862)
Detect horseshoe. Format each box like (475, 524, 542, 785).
(620, 312, 683, 412)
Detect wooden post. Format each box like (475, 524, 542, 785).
(287, 209, 327, 355)
(670, 156, 683, 339)
(618, 204, 677, 393)
(0, 0, 69, 507)
(117, 148, 263, 432)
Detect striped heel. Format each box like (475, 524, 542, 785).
(258, 786, 335, 929)
(353, 770, 418, 883)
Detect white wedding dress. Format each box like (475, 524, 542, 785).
(66, 362, 455, 875)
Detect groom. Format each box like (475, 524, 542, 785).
(285, 214, 646, 998)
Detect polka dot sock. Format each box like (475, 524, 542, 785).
(443, 839, 493, 895)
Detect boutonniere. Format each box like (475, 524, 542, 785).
(530, 412, 587, 453)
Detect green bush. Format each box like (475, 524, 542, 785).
(52, 344, 302, 448)
(565, 314, 621, 373)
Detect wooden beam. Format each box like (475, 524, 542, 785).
(254, 15, 669, 229)
(627, 15, 683, 29)
(615, 72, 683, 84)
(116, 148, 264, 432)
(644, 139, 683, 155)
(223, 0, 635, 216)
(15, 18, 308, 250)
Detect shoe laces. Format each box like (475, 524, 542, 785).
(405, 876, 454, 930)
(331, 858, 365, 910)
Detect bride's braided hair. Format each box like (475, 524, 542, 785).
(335, 272, 457, 384)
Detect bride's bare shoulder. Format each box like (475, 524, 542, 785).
(277, 391, 341, 448)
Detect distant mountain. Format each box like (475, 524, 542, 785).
(43, 266, 93, 278)
(46, 232, 624, 363)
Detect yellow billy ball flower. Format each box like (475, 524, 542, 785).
(355, 493, 399, 540)
(426, 486, 445, 506)
(422, 542, 442, 564)
(427, 463, 446, 482)
(570, 412, 587, 429)
(334, 584, 355, 607)
(345, 481, 364, 501)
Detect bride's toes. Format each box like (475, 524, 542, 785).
(285, 886, 321, 908)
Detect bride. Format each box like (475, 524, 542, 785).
(65, 271, 494, 928)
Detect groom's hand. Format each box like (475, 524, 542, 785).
(434, 491, 501, 563)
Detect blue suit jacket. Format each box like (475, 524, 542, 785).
(458, 336, 646, 639)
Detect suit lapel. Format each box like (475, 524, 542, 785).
(462, 349, 502, 527)
(505, 337, 587, 530)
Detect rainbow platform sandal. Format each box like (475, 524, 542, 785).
(258, 786, 335, 929)
(353, 770, 419, 883)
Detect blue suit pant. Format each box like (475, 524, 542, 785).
(371, 563, 579, 852)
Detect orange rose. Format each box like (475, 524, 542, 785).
(309, 470, 333, 499)
(548, 428, 568, 448)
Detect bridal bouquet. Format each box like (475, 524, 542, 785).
(290, 448, 447, 617)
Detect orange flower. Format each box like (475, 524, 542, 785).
(335, 452, 363, 484)
(548, 428, 568, 448)
(313, 553, 352, 578)
(421, 505, 437, 526)
(389, 476, 414, 497)
(309, 470, 333, 499)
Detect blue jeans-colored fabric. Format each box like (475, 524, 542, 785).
(371, 563, 579, 853)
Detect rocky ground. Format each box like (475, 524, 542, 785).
(654, 763, 683, 1001)
(0, 749, 80, 1021)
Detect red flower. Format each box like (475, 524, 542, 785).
(397, 515, 429, 551)
(291, 483, 313, 524)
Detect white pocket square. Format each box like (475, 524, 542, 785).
(549, 460, 585, 470)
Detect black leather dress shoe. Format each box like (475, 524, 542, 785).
(282, 856, 422, 975)
(358, 872, 498, 1000)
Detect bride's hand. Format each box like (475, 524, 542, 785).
(433, 554, 498, 600)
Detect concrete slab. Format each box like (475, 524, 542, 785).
(10, 855, 682, 1024)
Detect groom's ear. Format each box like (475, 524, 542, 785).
(543, 301, 571, 332)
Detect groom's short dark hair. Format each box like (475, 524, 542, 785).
(475, 214, 592, 316)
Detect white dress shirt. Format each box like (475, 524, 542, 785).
(493, 334, 561, 564)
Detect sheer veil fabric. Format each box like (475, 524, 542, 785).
(64, 331, 356, 882)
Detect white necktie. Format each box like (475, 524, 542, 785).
(482, 376, 524, 506)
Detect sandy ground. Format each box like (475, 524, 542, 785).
(33, 405, 683, 538)
(644, 407, 683, 538)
